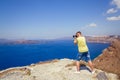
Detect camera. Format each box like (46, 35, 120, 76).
(73, 35, 77, 38)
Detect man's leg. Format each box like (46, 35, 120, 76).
(76, 53, 82, 72)
(88, 60, 94, 71)
(86, 52, 94, 72)
(76, 61, 80, 71)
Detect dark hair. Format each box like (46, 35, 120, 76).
(76, 31, 81, 34)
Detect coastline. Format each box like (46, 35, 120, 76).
(0, 38, 120, 80)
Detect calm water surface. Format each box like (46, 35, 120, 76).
(0, 40, 109, 70)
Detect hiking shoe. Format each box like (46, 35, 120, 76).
(91, 70, 95, 74)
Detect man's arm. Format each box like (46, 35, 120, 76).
(74, 38, 77, 44)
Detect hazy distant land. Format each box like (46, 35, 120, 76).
(0, 35, 120, 44)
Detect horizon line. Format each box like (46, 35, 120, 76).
(0, 35, 120, 40)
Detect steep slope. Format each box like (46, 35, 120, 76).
(93, 39, 120, 76)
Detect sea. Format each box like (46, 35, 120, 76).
(0, 40, 109, 70)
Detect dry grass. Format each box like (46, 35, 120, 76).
(29, 59, 59, 67)
(0, 67, 31, 78)
(37, 59, 59, 65)
(65, 60, 87, 67)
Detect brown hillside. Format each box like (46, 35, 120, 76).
(93, 39, 120, 76)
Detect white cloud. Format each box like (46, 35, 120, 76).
(88, 23, 97, 27)
(107, 15, 120, 21)
(106, 8, 118, 14)
(106, 0, 120, 14)
(105, 0, 120, 21)
(112, 0, 120, 9)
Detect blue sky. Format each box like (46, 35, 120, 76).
(0, 0, 120, 39)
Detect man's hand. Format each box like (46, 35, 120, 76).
(74, 38, 77, 44)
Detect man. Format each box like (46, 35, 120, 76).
(74, 31, 94, 73)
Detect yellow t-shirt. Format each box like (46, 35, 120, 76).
(76, 37, 88, 52)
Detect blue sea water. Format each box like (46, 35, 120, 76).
(0, 40, 109, 70)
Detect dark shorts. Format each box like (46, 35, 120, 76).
(76, 51, 91, 62)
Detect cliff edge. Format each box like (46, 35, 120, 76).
(93, 39, 120, 76)
(0, 59, 118, 80)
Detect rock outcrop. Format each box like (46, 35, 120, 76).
(93, 39, 120, 76)
(0, 59, 118, 80)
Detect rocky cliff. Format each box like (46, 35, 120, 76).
(93, 39, 120, 76)
(0, 59, 118, 80)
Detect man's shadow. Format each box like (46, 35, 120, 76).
(80, 64, 91, 72)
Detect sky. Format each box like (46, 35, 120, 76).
(0, 0, 120, 39)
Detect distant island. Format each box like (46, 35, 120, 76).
(86, 35, 120, 43)
(0, 39, 51, 45)
(0, 35, 120, 44)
